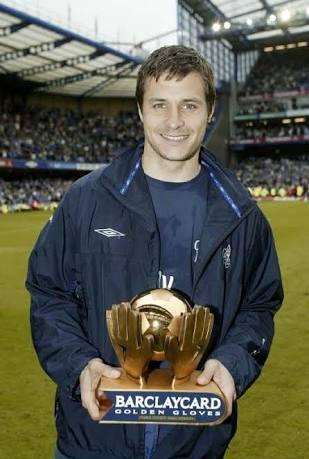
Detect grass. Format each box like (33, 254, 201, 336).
(0, 212, 56, 459)
(226, 202, 309, 459)
(0, 203, 308, 459)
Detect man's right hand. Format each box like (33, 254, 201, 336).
(80, 358, 121, 421)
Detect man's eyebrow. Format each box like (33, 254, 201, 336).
(147, 97, 203, 103)
(182, 98, 203, 104)
(148, 98, 167, 102)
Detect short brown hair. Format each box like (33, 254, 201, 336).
(136, 45, 216, 114)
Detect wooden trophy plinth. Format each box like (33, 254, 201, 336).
(96, 368, 227, 426)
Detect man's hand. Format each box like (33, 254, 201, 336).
(197, 359, 236, 417)
(80, 358, 121, 421)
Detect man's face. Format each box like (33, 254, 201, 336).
(139, 72, 211, 163)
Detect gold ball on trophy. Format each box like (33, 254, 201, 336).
(131, 288, 192, 361)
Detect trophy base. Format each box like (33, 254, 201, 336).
(97, 369, 227, 425)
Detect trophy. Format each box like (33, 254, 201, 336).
(96, 288, 227, 425)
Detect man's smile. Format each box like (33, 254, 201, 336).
(160, 134, 189, 142)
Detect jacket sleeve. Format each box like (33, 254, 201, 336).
(209, 208, 284, 396)
(26, 191, 100, 396)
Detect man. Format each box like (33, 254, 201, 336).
(27, 45, 283, 459)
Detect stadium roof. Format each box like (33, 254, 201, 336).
(183, 0, 309, 50)
(0, 3, 143, 98)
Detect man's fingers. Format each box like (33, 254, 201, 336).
(196, 358, 215, 385)
(84, 390, 112, 421)
(80, 359, 121, 421)
(84, 389, 102, 420)
(100, 362, 121, 379)
(95, 388, 113, 416)
(197, 359, 236, 417)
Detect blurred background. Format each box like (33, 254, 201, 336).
(0, 1, 308, 458)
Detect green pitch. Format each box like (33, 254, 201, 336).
(0, 203, 308, 459)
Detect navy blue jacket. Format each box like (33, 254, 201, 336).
(26, 145, 283, 459)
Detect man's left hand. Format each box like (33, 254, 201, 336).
(196, 359, 236, 417)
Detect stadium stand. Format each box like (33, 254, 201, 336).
(234, 155, 309, 199)
(0, 107, 143, 162)
(0, 3, 146, 213)
(233, 47, 309, 144)
(233, 122, 309, 141)
(236, 101, 288, 115)
(239, 48, 309, 96)
(230, 45, 309, 199)
(0, 176, 72, 213)
(1, 2, 309, 214)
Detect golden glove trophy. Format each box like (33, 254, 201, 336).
(96, 288, 227, 425)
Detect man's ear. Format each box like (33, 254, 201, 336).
(137, 104, 143, 122)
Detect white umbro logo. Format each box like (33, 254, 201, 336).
(94, 228, 126, 238)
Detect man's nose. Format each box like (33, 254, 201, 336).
(166, 106, 185, 129)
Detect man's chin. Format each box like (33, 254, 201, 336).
(156, 147, 197, 162)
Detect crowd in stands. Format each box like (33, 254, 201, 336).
(0, 177, 72, 212)
(233, 122, 309, 140)
(234, 155, 309, 198)
(236, 101, 288, 115)
(0, 108, 143, 163)
(241, 50, 309, 97)
(1, 155, 308, 213)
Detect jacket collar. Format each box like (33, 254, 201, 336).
(93, 143, 256, 238)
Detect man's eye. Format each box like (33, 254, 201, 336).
(153, 103, 166, 109)
(182, 103, 197, 111)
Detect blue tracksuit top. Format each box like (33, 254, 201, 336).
(26, 144, 283, 459)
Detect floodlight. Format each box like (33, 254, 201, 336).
(246, 18, 253, 26)
(267, 14, 277, 25)
(223, 21, 231, 30)
(212, 22, 221, 32)
(279, 10, 291, 22)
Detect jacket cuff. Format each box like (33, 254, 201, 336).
(208, 344, 260, 397)
(64, 352, 101, 399)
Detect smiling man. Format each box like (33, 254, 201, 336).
(27, 46, 283, 459)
